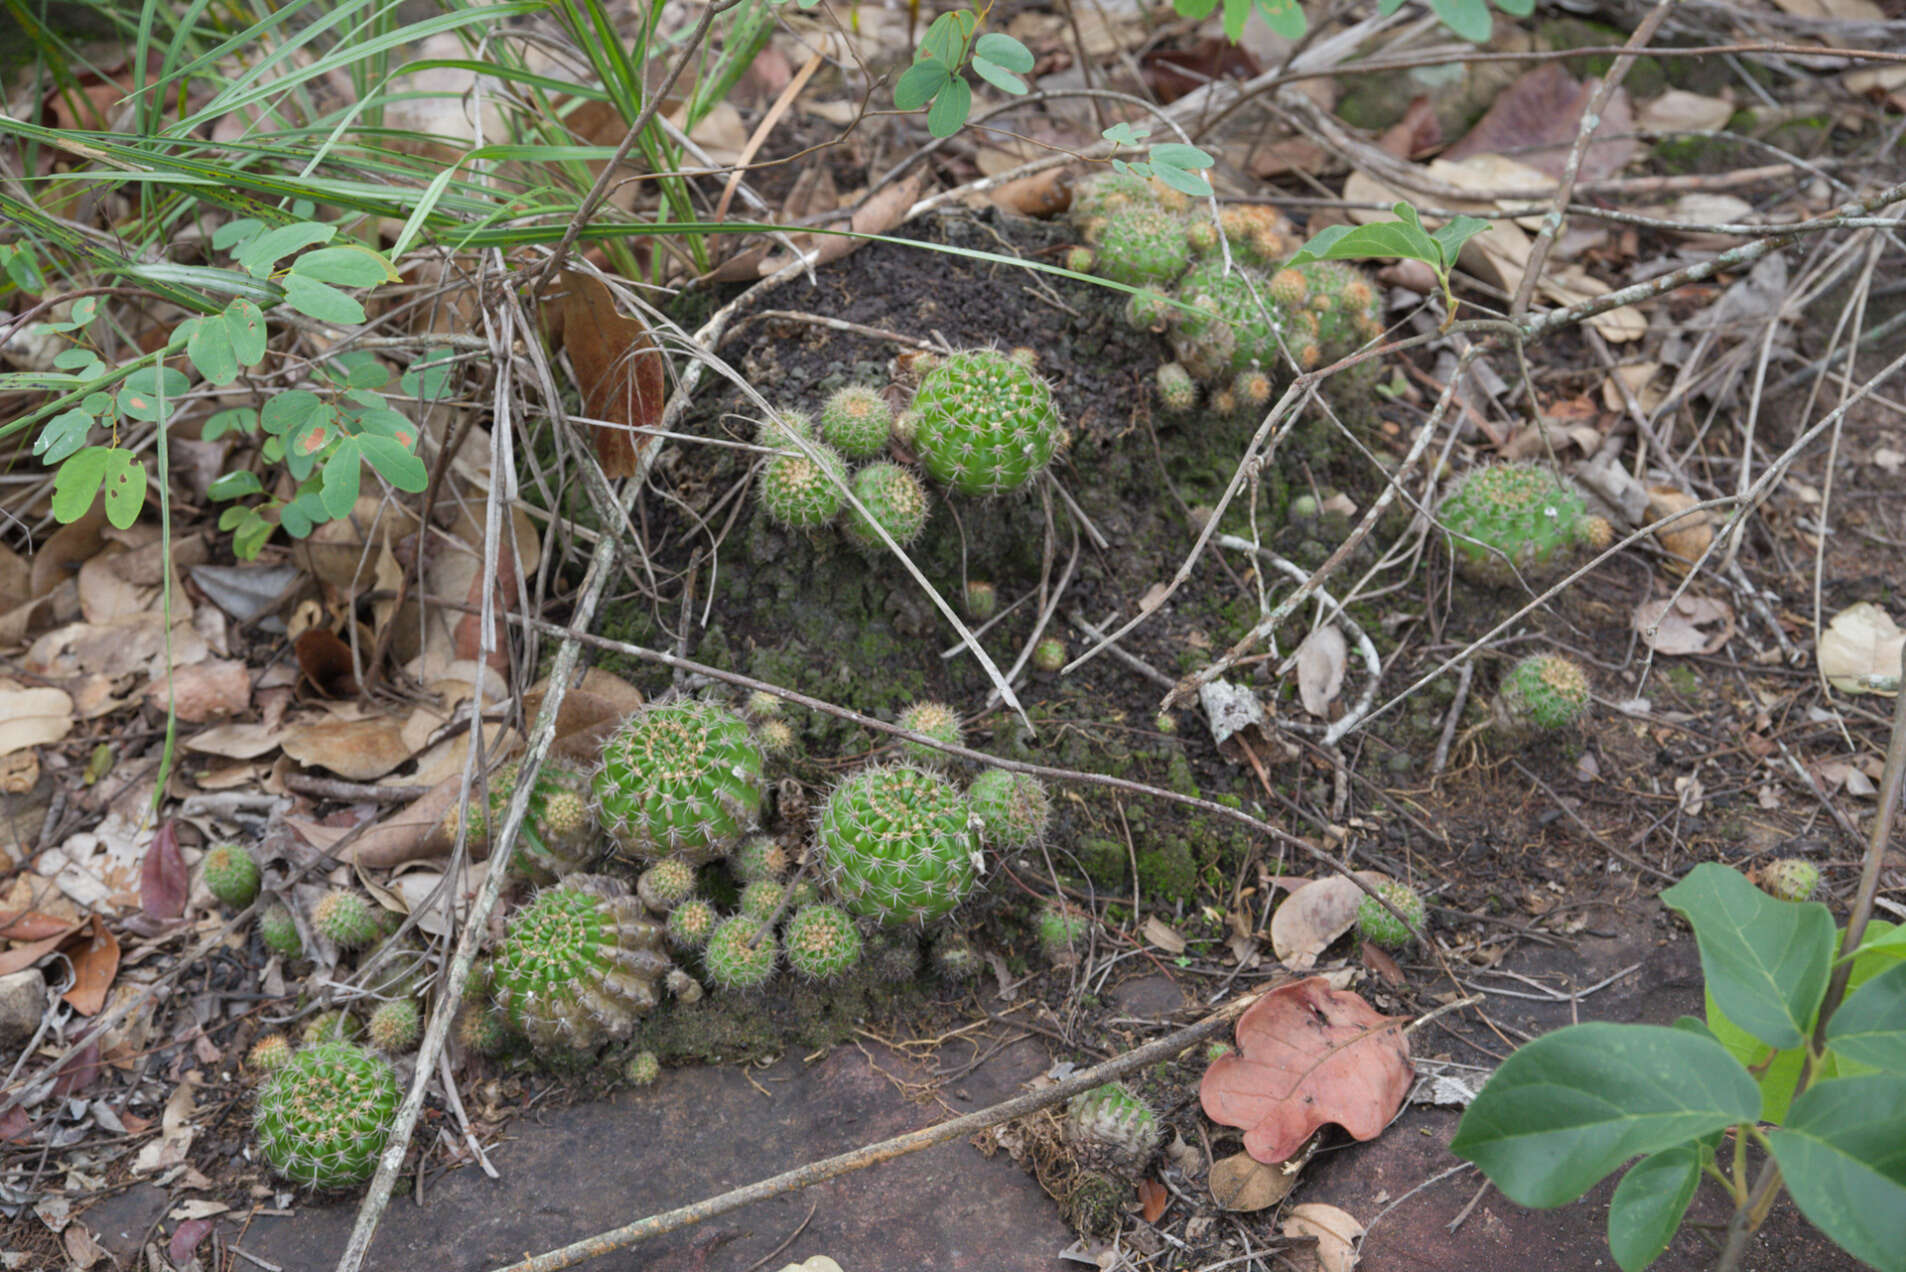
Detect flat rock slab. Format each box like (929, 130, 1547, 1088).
(232, 1039, 1075, 1272)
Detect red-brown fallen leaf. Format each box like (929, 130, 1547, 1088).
(140, 820, 187, 921)
(1200, 976, 1413, 1164)
(0, 910, 80, 942)
(1443, 62, 1635, 184)
(293, 628, 358, 698)
(62, 918, 120, 1015)
(168, 1218, 214, 1265)
(546, 270, 665, 479)
(1137, 1177, 1169, 1224)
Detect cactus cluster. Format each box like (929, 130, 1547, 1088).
(594, 698, 764, 865)
(446, 758, 599, 883)
(202, 843, 260, 908)
(253, 1041, 402, 1189)
(1064, 1081, 1162, 1175)
(756, 386, 933, 551)
(492, 875, 671, 1053)
(966, 769, 1050, 849)
(1356, 879, 1426, 949)
(1492, 654, 1592, 734)
(817, 763, 976, 926)
(666, 897, 719, 948)
(910, 350, 1065, 497)
(759, 444, 848, 530)
(1438, 463, 1606, 586)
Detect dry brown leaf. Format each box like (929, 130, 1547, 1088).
(183, 721, 286, 760)
(1200, 976, 1413, 1163)
(1634, 593, 1734, 656)
(1638, 89, 1734, 134)
(62, 917, 119, 1015)
(1444, 63, 1635, 183)
(1282, 1202, 1365, 1272)
(1294, 626, 1347, 719)
(1270, 870, 1390, 970)
(281, 716, 414, 780)
(1644, 486, 1714, 568)
(545, 271, 665, 480)
(1818, 603, 1904, 696)
(0, 687, 74, 757)
(1771, 0, 1881, 17)
(1141, 915, 1187, 954)
(144, 658, 251, 723)
(1208, 1149, 1300, 1211)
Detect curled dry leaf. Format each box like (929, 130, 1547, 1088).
(0, 686, 74, 757)
(1208, 1149, 1301, 1212)
(1294, 625, 1347, 719)
(1818, 602, 1903, 696)
(545, 271, 665, 480)
(1282, 1202, 1365, 1272)
(281, 715, 414, 781)
(1643, 486, 1713, 569)
(1633, 593, 1734, 656)
(1270, 870, 1390, 970)
(139, 820, 187, 921)
(1200, 976, 1413, 1164)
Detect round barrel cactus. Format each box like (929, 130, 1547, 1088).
(1065, 1081, 1161, 1175)
(1356, 880, 1425, 949)
(896, 700, 963, 765)
(259, 904, 302, 958)
(254, 1041, 401, 1189)
(1438, 463, 1598, 586)
(842, 462, 931, 548)
(966, 769, 1050, 848)
(492, 875, 671, 1053)
(759, 444, 848, 530)
(910, 350, 1063, 497)
(594, 698, 764, 864)
(819, 386, 894, 458)
(1760, 857, 1820, 902)
(703, 915, 777, 990)
(1492, 654, 1592, 734)
(817, 764, 975, 926)
(1093, 206, 1191, 288)
(784, 903, 863, 979)
(448, 758, 599, 884)
(202, 843, 260, 908)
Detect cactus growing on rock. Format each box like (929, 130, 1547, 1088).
(202, 843, 260, 908)
(367, 1000, 421, 1054)
(1064, 1081, 1162, 1175)
(492, 875, 671, 1053)
(1438, 463, 1601, 586)
(896, 700, 963, 765)
(312, 890, 382, 950)
(910, 350, 1064, 497)
(842, 461, 931, 548)
(1760, 857, 1820, 902)
(254, 1041, 401, 1189)
(817, 763, 976, 927)
(595, 698, 764, 865)
(819, 386, 894, 458)
(702, 916, 777, 990)
(260, 905, 302, 958)
(1356, 880, 1426, 949)
(1492, 654, 1592, 734)
(966, 769, 1050, 849)
(783, 903, 863, 980)
(759, 443, 848, 530)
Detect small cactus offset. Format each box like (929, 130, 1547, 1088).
(302, 1011, 359, 1046)
(1091, 206, 1191, 288)
(910, 350, 1064, 497)
(260, 905, 303, 958)
(756, 409, 815, 451)
(931, 935, 982, 982)
(1295, 259, 1383, 352)
(703, 916, 778, 990)
(455, 1005, 511, 1057)
(842, 462, 931, 548)
(896, 700, 963, 765)
(247, 1034, 293, 1075)
(966, 769, 1050, 849)
(492, 875, 671, 1054)
(1759, 857, 1820, 902)
(595, 698, 765, 865)
(819, 386, 894, 458)
(1064, 1081, 1162, 1175)
(1155, 363, 1198, 414)
(1438, 463, 1599, 585)
(1032, 638, 1066, 672)
(667, 898, 719, 949)
(637, 858, 697, 912)
(866, 929, 923, 982)
(454, 759, 600, 884)
(367, 1000, 421, 1054)
(783, 903, 864, 979)
(202, 843, 260, 908)
(312, 890, 382, 950)
(963, 580, 998, 621)
(817, 764, 976, 927)
(739, 879, 786, 922)
(625, 1051, 661, 1086)
(1356, 880, 1426, 949)
(1037, 905, 1090, 964)
(759, 444, 848, 530)
(1492, 654, 1592, 734)
(730, 835, 788, 882)
(254, 1041, 401, 1189)
(755, 718, 797, 757)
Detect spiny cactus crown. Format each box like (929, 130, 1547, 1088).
(963, 579, 998, 620)
(248, 1034, 293, 1075)
(760, 443, 848, 531)
(254, 1041, 401, 1189)
(931, 936, 982, 982)
(757, 409, 815, 451)
(1439, 463, 1595, 585)
(455, 758, 599, 884)
(702, 915, 777, 990)
(1295, 259, 1383, 352)
(367, 1000, 421, 1053)
(595, 698, 764, 864)
(783, 903, 864, 979)
(817, 763, 976, 927)
(1495, 654, 1592, 732)
(202, 843, 260, 908)
(966, 769, 1050, 849)
(666, 897, 718, 948)
(1064, 1081, 1162, 1175)
(1155, 362, 1198, 414)
(492, 875, 670, 1053)
(1037, 905, 1090, 960)
(1356, 879, 1425, 949)
(910, 350, 1064, 497)
(312, 890, 382, 950)
(866, 929, 923, 982)
(302, 1010, 358, 1046)
(260, 904, 302, 958)
(896, 700, 963, 764)
(1169, 260, 1309, 384)
(730, 835, 788, 882)
(819, 386, 894, 458)
(842, 461, 931, 548)
(1092, 206, 1191, 288)
(637, 858, 697, 912)
(1760, 857, 1821, 902)
(739, 879, 786, 922)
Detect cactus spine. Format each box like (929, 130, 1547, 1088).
(783, 904, 864, 980)
(1492, 654, 1592, 734)
(312, 890, 382, 949)
(966, 769, 1050, 848)
(842, 462, 931, 548)
(702, 916, 777, 990)
(819, 386, 894, 458)
(1356, 880, 1426, 949)
(1064, 1081, 1162, 1175)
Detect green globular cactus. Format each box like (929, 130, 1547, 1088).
(1356, 880, 1426, 949)
(783, 904, 863, 980)
(247, 1034, 293, 1076)
(818, 764, 976, 927)
(842, 462, 931, 548)
(302, 1011, 359, 1046)
(759, 444, 848, 530)
(963, 580, 998, 621)
(1232, 368, 1273, 411)
(1064, 246, 1095, 274)
(1492, 654, 1592, 734)
(458, 759, 600, 884)
(1760, 857, 1820, 902)
(1124, 287, 1173, 331)
(910, 350, 1064, 497)
(492, 875, 671, 1054)
(739, 880, 785, 922)
(757, 409, 815, 451)
(667, 898, 718, 949)
(730, 835, 788, 882)
(595, 698, 764, 865)
(966, 769, 1050, 849)
(1064, 1081, 1162, 1175)
(455, 1003, 511, 1057)
(637, 858, 697, 912)
(254, 1041, 401, 1190)
(1037, 905, 1090, 964)
(755, 718, 797, 757)
(1155, 363, 1198, 415)
(367, 1000, 421, 1054)
(1032, 638, 1066, 673)
(1438, 463, 1598, 586)
(703, 916, 777, 990)
(260, 905, 302, 958)
(820, 386, 894, 458)
(866, 930, 922, 982)
(202, 843, 260, 908)
(1168, 260, 1305, 384)
(625, 1051, 660, 1086)
(743, 690, 783, 722)
(312, 891, 382, 950)
(931, 936, 982, 983)
(897, 700, 963, 765)
(1296, 260, 1384, 353)
(1095, 207, 1191, 289)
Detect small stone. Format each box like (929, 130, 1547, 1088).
(0, 968, 47, 1053)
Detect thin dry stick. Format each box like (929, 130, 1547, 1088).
(490, 980, 1282, 1272)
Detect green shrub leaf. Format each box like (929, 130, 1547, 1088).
(226, 299, 267, 366)
(1252, 0, 1309, 40)
(283, 275, 367, 325)
(356, 433, 428, 492)
(894, 61, 948, 111)
(1825, 962, 1906, 1074)
(261, 390, 323, 437)
(236, 222, 336, 278)
(292, 245, 399, 288)
(970, 55, 1026, 96)
(1450, 1022, 1759, 1209)
(36, 409, 95, 466)
(974, 32, 1033, 72)
(1768, 1075, 1906, 1272)
(1662, 862, 1833, 1050)
(1608, 1145, 1702, 1272)
(926, 74, 972, 138)
(203, 407, 259, 442)
(186, 312, 239, 384)
(55, 446, 147, 529)
(1431, 0, 1494, 41)
(321, 437, 362, 520)
(116, 366, 190, 423)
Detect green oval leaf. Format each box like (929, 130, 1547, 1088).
(357, 432, 428, 492)
(97, 447, 147, 529)
(283, 275, 367, 326)
(321, 437, 363, 520)
(1430, 0, 1494, 42)
(208, 470, 265, 501)
(1768, 1075, 1906, 1272)
(1252, 0, 1309, 40)
(1662, 862, 1833, 1050)
(291, 245, 399, 288)
(970, 56, 1027, 96)
(52, 446, 112, 522)
(1450, 1022, 1759, 1209)
(236, 222, 336, 278)
(35, 409, 94, 465)
(895, 61, 950, 111)
(1608, 1146, 1701, 1272)
(187, 309, 239, 384)
(1825, 962, 1906, 1074)
(974, 32, 1034, 72)
(261, 390, 324, 436)
(225, 299, 267, 366)
(926, 73, 972, 139)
